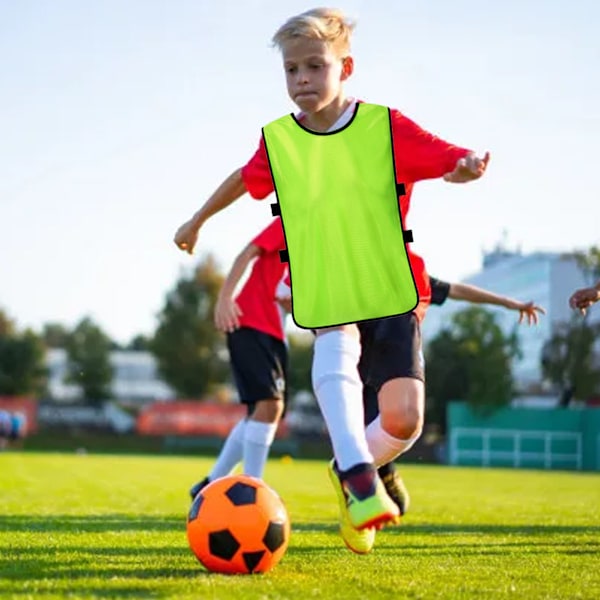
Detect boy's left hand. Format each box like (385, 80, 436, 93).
(444, 152, 490, 183)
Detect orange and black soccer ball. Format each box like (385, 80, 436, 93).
(186, 474, 290, 575)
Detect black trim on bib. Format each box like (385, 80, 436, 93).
(279, 249, 289, 263)
(291, 102, 360, 136)
(396, 183, 406, 196)
(271, 203, 281, 217)
(403, 229, 414, 244)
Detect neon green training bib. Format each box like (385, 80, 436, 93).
(262, 102, 417, 329)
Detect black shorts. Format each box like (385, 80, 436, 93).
(362, 384, 380, 426)
(227, 327, 288, 411)
(357, 312, 425, 393)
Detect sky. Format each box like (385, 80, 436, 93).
(1, 0, 599, 344)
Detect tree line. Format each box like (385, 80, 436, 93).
(1, 249, 599, 422)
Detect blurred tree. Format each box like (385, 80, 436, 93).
(127, 334, 152, 351)
(425, 306, 519, 426)
(41, 322, 70, 348)
(424, 329, 468, 431)
(151, 255, 229, 398)
(0, 311, 16, 337)
(286, 333, 313, 396)
(65, 317, 114, 404)
(571, 245, 600, 282)
(0, 309, 47, 396)
(541, 317, 600, 405)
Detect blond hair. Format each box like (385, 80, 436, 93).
(272, 8, 356, 56)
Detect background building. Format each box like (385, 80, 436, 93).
(47, 349, 175, 404)
(422, 246, 599, 391)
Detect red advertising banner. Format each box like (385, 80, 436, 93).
(136, 401, 289, 438)
(0, 397, 38, 434)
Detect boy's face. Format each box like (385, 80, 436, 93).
(281, 38, 352, 114)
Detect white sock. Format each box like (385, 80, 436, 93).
(208, 418, 246, 480)
(365, 415, 421, 467)
(243, 420, 278, 479)
(312, 330, 373, 471)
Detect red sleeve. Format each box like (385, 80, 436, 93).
(250, 218, 285, 252)
(240, 136, 275, 200)
(391, 109, 471, 182)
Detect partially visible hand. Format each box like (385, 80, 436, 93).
(444, 152, 491, 183)
(174, 219, 200, 255)
(276, 295, 292, 314)
(569, 286, 600, 316)
(214, 296, 243, 333)
(513, 301, 546, 325)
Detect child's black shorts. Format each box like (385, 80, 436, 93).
(226, 327, 288, 412)
(357, 311, 425, 393)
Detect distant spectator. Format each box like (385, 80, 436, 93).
(0, 410, 26, 445)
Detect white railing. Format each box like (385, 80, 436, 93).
(449, 428, 582, 470)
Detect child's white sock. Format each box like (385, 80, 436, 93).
(244, 419, 278, 479)
(208, 418, 246, 480)
(365, 415, 420, 466)
(312, 330, 373, 472)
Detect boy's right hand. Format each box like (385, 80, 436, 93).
(214, 295, 243, 333)
(174, 219, 200, 255)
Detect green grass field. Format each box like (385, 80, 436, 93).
(1, 452, 599, 600)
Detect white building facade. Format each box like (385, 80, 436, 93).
(46, 348, 175, 403)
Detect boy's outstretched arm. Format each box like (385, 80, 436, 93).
(443, 152, 491, 183)
(569, 281, 600, 315)
(174, 168, 246, 255)
(215, 243, 261, 333)
(449, 282, 546, 325)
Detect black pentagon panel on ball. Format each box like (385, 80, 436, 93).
(188, 494, 204, 522)
(225, 481, 258, 506)
(262, 521, 286, 552)
(208, 529, 240, 560)
(242, 550, 265, 573)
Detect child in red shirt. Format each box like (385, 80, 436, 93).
(362, 273, 545, 518)
(175, 7, 489, 547)
(189, 219, 288, 499)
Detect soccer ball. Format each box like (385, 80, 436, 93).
(186, 474, 290, 574)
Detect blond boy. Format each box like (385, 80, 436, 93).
(175, 8, 489, 547)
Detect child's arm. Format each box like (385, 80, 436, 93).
(275, 274, 292, 314)
(391, 111, 490, 184)
(215, 243, 262, 333)
(569, 281, 600, 315)
(174, 168, 246, 255)
(449, 282, 546, 325)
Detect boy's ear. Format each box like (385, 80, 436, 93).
(341, 56, 354, 80)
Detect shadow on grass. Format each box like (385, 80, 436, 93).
(0, 514, 184, 533)
(5, 585, 166, 599)
(388, 523, 600, 536)
(2, 516, 598, 593)
(0, 545, 215, 585)
(292, 522, 600, 536)
(290, 522, 600, 557)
